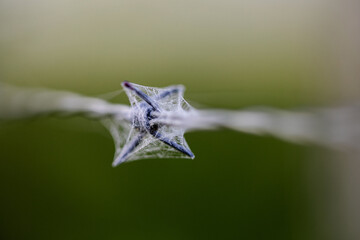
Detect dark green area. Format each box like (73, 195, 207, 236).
(0, 117, 315, 240)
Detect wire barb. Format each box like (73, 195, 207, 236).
(112, 81, 194, 166)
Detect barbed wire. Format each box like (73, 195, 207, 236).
(1, 82, 358, 165)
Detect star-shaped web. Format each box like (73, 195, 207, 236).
(105, 81, 195, 166)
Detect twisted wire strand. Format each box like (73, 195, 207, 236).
(0, 82, 131, 121)
(1, 82, 359, 150)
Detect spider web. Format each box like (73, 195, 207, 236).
(104, 82, 195, 165)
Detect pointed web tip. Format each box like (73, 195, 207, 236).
(122, 81, 133, 89)
(184, 149, 195, 159)
(112, 162, 119, 168)
(184, 148, 195, 159)
(112, 157, 125, 167)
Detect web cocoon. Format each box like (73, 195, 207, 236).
(104, 82, 194, 165)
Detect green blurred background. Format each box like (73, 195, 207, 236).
(0, 1, 347, 239)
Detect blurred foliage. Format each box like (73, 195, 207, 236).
(0, 1, 337, 239)
(0, 118, 316, 240)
